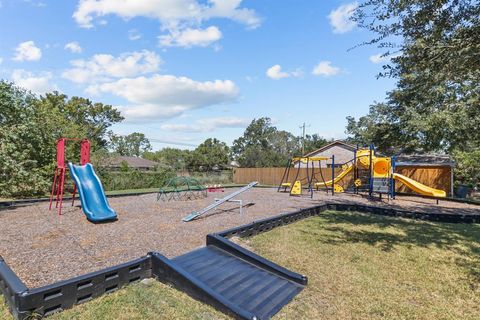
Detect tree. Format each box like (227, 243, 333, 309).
(302, 134, 329, 154)
(0, 82, 48, 197)
(231, 118, 300, 167)
(109, 132, 151, 157)
(0, 81, 125, 197)
(346, 0, 480, 155)
(453, 150, 480, 188)
(188, 138, 229, 171)
(144, 147, 191, 171)
(39, 92, 124, 148)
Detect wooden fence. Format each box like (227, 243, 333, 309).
(395, 166, 452, 196)
(233, 167, 343, 186)
(233, 166, 452, 196)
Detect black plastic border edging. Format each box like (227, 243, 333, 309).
(0, 256, 152, 319)
(0, 257, 28, 320)
(1, 202, 479, 320)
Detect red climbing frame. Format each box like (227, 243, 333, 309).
(49, 138, 90, 215)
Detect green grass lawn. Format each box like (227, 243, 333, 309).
(0, 281, 228, 320)
(239, 211, 480, 320)
(1, 210, 479, 319)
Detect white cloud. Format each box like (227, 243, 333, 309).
(87, 74, 239, 120)
(159, 26, 222, 48)
(73, 0, 260, 29)
(64, 41, 82, 53)
(0, 57, 3, 64)
(312, 61, 341, 77)
(266, 65, 289, 80)
(328, 2, 358, 34)
(128, 29, 142, 40)
(62, 50, 162, 83)
(161, 117, 249, 132)
(266, 64, 302, 80)
(13, 41, 42, 61)
(73, 0, 259, 47)
(11, 69, 55, 94)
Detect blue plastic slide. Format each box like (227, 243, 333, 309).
(68, 162, 118, 222)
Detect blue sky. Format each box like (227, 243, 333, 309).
(0, 0, 396, 150)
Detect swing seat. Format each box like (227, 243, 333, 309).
(281, 182, 292, 187)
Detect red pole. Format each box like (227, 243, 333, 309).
(80, 139, 90, 164)
(55, 168, 62, 208)
(49, 168, 58, 210)
(58, 168, 66, 215)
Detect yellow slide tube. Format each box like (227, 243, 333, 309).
(392, 173, 446, 197)
(315, 165, 353, 188)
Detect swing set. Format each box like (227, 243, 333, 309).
(277, 156, 336, 197)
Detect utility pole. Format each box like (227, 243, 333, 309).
(299, 122, 310, 155)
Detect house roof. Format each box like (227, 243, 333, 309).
(395, 154, 455, 167)
(104, 156, 159, 168)
(303, 140, 356, 157)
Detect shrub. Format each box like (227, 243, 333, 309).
(453, 149, 480, 188)
(98, 169, 175, 191)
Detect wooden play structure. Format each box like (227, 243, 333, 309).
(278, 145, 447, 199)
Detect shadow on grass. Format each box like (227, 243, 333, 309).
(305, 211, 480, 283)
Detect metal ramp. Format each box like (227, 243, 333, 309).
(183, 182, 258, 222)
(171, 245, 305, 320)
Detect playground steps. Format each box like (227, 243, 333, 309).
(168, 243, 305, 319)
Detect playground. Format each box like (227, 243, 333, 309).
(1, 188, 480, 319)
(1, 139, 479, 320)
(1, 188, 479, 289)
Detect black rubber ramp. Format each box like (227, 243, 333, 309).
(172, 246, 304, 320)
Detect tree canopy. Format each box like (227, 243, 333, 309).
(109, 132, 152, 157)
(347, 0, 480, 155)
(143, 147, 191, 171)
(189, 138, 230, 171)
(231, 118, 300, 167)
(0, 81, 124, 197)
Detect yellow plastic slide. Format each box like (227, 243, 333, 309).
(315, 165, 353, 188)
(392, 173, 446, 197)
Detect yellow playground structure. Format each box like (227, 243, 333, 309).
(278, 146, 446, 199)
(278, 156, 335, 197)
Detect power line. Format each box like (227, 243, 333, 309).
(148, 138, 197, 148)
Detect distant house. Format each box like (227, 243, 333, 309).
(298, 140, 356, 168)
(102, 156, 159, 171)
